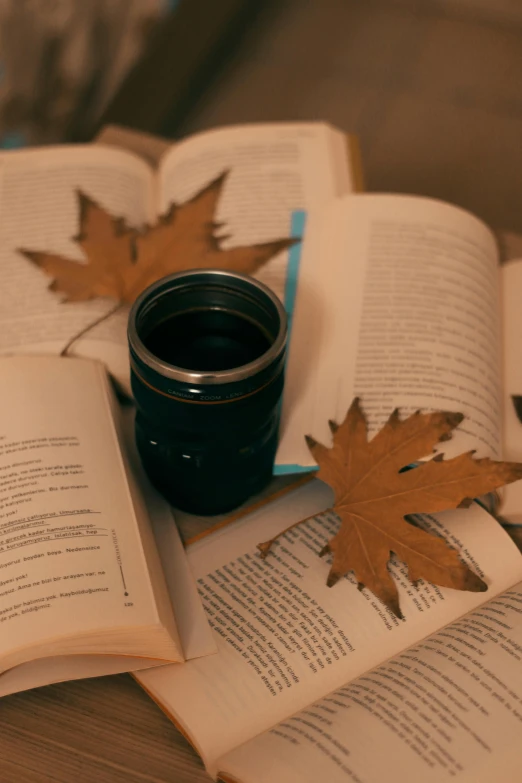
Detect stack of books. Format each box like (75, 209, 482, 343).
(1, 122, 522, 782)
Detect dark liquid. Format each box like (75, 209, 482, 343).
(144, 309, 272, 371)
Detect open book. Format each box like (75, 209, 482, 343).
(137, 479, 522, 782)
(277, 193, 522, 519)
(0, 354, 214, 697)
(134, 191, 522, 781)
(0, 122, 360, 470)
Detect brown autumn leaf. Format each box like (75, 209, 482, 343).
(19, 171, 296, 305)
(258, 398, 522, 618)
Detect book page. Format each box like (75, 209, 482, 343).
(0, 412, 216, 697)
(0, 356, 181, 672)
(157, 123, 353, 305)
(0, 653, 167, 699)
(278, 194, 502, 467)
(499, 259, 522, 522)
(118, 408, 216, 663)
(97, 125, 171, 167)
(0, 146, 155, 391)
(136, 480, 522, 775)
(219, 579, 522, 783)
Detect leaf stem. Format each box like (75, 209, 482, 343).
(60, 300, 124, 357)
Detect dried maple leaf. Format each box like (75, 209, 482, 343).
(22, 192, 136, 303)
(20, 172, 296, 305)
(127, 172, 295, 301)
(259, 398, 522, 617)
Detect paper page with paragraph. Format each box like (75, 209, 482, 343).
(136, 479, 522, 776)
(0, 146, 155, 390)
(280, 194, 502, 468)
(218, 578, 522, 783)
(0, 355, 182, 675)
(0, 410, 215, 696)
(157, 123, 352, 309)
(0, 502, 216, 697)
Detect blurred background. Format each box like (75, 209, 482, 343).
(3, 0, 521, 233)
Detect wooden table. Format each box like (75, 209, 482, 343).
(0, 674, 209, 783)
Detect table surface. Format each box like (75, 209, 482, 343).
(0, 674, 209, 783)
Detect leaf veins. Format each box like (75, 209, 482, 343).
(20, 172, 297, 305)
(259, 398, 522, 617)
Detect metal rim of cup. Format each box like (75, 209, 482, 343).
(128, 269, 288, 386)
